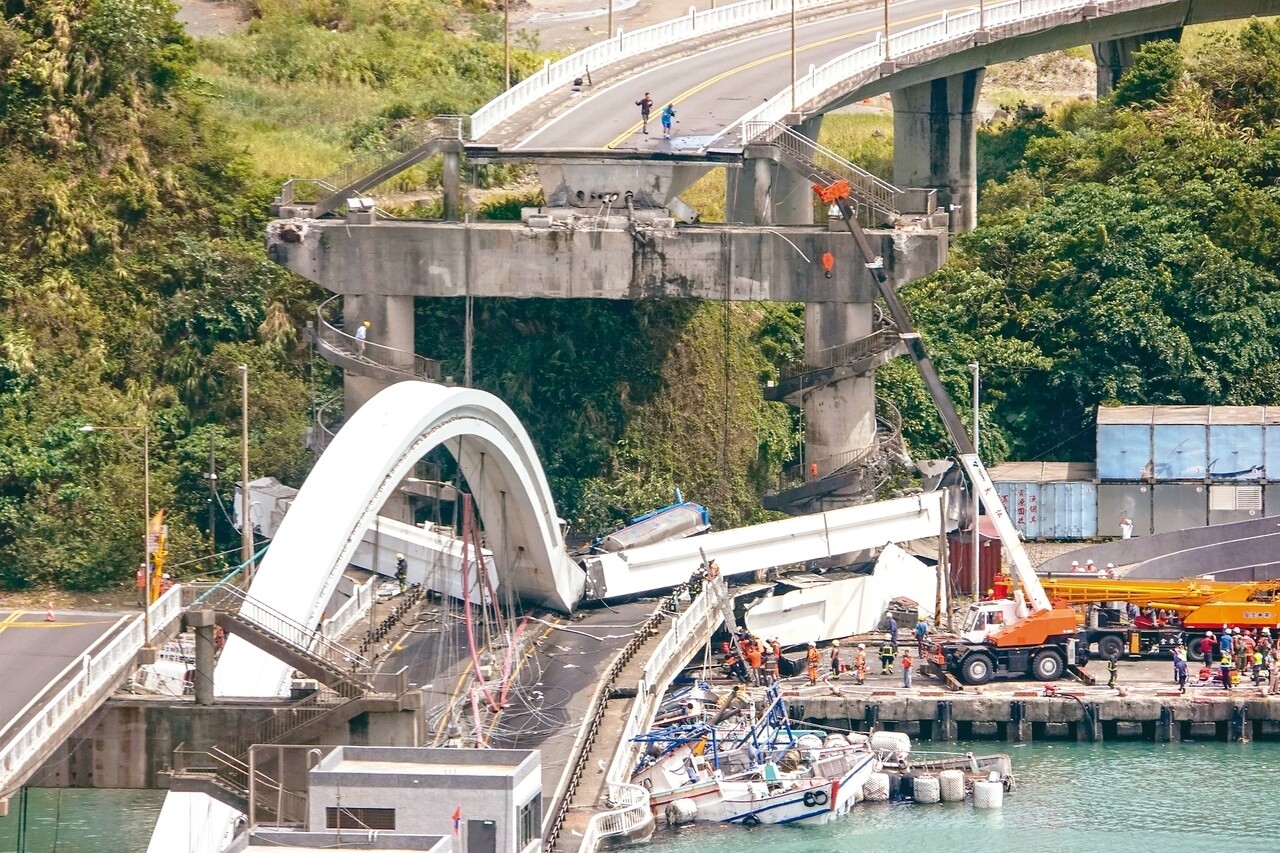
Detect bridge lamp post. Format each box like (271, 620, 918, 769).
(504, 0, 510, 90)
(239, 363, 254, 586)
(79, 422, 152, 642)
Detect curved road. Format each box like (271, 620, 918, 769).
(0, 609, 132, 737)
(512, 0, 956, 149)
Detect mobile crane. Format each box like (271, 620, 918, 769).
(817, 180, 1086, 685)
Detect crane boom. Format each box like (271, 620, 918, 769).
(816, 181, 1051, 614)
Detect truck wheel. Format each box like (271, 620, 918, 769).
(1097, 635, 1124, 661)
(961, 654, 994, 685)
(1032, 649, 1064, 681)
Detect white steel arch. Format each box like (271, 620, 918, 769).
(214, 381, 583, 697)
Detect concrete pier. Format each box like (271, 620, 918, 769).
(1092, 28, 1183, 97)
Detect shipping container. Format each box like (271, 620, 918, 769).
(1152, 483, 1207, 534)
(947, 518, 1002, 596)
(1096, 406, 1153, 481)
(1097, 483, 1153, 538)
(1152, 406, 1209, 480)
(1208, 407, 1265, 481)
(990, 462, 1096, 540)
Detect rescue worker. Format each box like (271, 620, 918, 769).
(1220, 651, 1234, 690)
(879, 637, 896, 674)
(725, 650, 749, 684)
(761, 643, 775, 686)
(854, 643, 868, 685)
(915, 618, 930, 656)
(1219, 626, 1234, 658)
(1268, 647, 1280, 695)
(806, 642, 822, 685)
(391, 550, 407, 591)
(1173, 645, 1188, 694)
(746, 641, 764, 686)
(1200, 631, 1216, 667)
(829, 639, 842, 681)
(1106, 650, 1119, 688)
(768, 638, 782, 682)
(902, 648, 914, 688)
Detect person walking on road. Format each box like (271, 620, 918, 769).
(660, 103, 676, 139)
(635, 92, 654, 134)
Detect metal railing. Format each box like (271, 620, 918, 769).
(774, 399, 905, 494)
(0, 585, 185, 794)
(315, 296, 442, 382)
(471, 0, 868, 139)
(779, 326, 901, 379)
(743, 120, 903, 217)
(172, 744, 308, 826)
(310, 393, 343, 455)
(735, 0, 1121, 139)
(578, 578, 724, 850)
(201, 583, 373, 676)
(320, 115, 466, 195)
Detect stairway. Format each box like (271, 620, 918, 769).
(765, 326, 907, 407)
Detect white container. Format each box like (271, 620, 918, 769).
(870, 731, 912, 755)
(665, 798, 698, 825)
(862, 772, 890, 802)
(939, 769, 966, 802)
(913, 775, 940, 804)
(973, 779, 1004, 809)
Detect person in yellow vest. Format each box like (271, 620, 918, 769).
(806, 642, 822, 685)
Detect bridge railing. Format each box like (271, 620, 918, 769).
(315, 295, 443, 381)
(736, 0, 1105, 138)
(320, 115, 467, 195)
(471, 0, 856, 139)
(0, 585, 185, 794)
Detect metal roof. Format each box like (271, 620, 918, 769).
(988, 461, 1096, 483)
(1097, 405, 1280, 426)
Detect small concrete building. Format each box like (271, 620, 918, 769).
(298, 746, 541, 853)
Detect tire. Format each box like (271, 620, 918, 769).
(812, 790, 829, 806)
(742, 814, 760, 827)
(803, 792, 816, 807)
(1097, 634, 1124, 661)
(961, 654, 994, 685)
(1032, 649, 1065, 682)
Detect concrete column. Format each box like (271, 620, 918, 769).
(934, 701, 956, 742)
(342, 293, 416, 415)
(803, 301, 875, 496)
(188, 609, 217, 706)
(1092, 29, 1182, 97)
(773, 114, 823, 225)
(726, 148, 778, 225)
(442, 149, 461, 221)
(891, 69, 984, 233)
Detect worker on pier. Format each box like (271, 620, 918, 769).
(746, 641, 764, 686)
(902, 648, 914, 688)
(1173, 645, 1187, 694)
(768, 638, 782, 681)
(761, 643, 775, 686)
(1200, 632, 1216, 667)
(879, 637, 896, 675)
(806, 642, 822, 685)
(886, 614, 899, 653)
(1267, 648, 1279, 695)
(1219, 627, 1234, 658)
(915, 619, 930, 655)
(829, 640, 842, 680)
(1220, 652, 1234, 690)
(854, 643, 868, 685)
(1106, 650, 1119, 688)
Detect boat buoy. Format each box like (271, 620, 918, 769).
(870, 731, 912, 755)
(913, 775, 941, 804)
(939, 769, 966, 802)
(862, 772, 890, 802)
(665, 798, 698, 826)
(973, 780, 1003, 809)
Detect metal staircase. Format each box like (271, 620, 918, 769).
(765, 323, 907, 407)
(740, 120, 908, 225)
(272, 115, 467, 218)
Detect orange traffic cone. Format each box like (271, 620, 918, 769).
(45, 603, 55, 622)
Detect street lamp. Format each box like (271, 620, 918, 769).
(79, 422, 152, 643)
(968, 362, 980, 600)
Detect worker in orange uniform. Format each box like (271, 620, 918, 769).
(806, 642, 821, 685)
(746, 641, 764, 686)
(768, 638, 782, 682)
(854, 643, 868, 685)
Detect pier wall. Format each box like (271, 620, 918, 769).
(797, 694, 1276, 743)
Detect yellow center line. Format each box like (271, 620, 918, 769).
(0, 611, 25, 638)
(431, 659, 477, 746)
(604, 7, 952, 149)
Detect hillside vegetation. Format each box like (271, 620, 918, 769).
(4, 1, 1280, 592)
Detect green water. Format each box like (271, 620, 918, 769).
(646, 740, 1280, 853)
(0, 788, 163, 853)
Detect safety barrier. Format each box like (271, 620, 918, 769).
(0, 585, 185, 795)
(471, 0, 867, 139)
(737, 0, 1118, 135)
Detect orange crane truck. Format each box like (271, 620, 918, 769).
(819, 181, 1088, 686)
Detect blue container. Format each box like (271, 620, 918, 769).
(1152, 421, 1208, 480)
(996, 482, 1040, 540)
(1097, 406, 1153, 481)
(1208, 424, 1264, 481)
(1265, 423, 1280, 481)
(994, 469, 1096, 540)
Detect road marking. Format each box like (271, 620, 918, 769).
(0, 611, 25, 637)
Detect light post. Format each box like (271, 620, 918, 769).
(79, 422, 152, 642)
(968, 362, 980, 600)
(239, 364, 254, 585)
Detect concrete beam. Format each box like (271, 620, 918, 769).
(267, 220, 947, 304)
(1092, 28, 1183, 97)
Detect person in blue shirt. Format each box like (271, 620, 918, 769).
(915, 619, 930, 655)
(1220, 627, 1234, 657)
(660, 103, 676, 139)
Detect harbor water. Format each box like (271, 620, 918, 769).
(2, 742, 1278, 851)
(646, 740, 1280, 853)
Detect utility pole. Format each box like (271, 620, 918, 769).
(240, 364, 253, 584)
(464, 295, 474, 387)
(790, 0, 797, 110)
(969, 362, 980, 600)
(206, 432, 217, 562)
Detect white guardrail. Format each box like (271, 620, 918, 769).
(471, 0, 856, 139)
(579, 580, 723, 850)
(0, 586, 185, 794)
(737, 0, 1118, 140)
